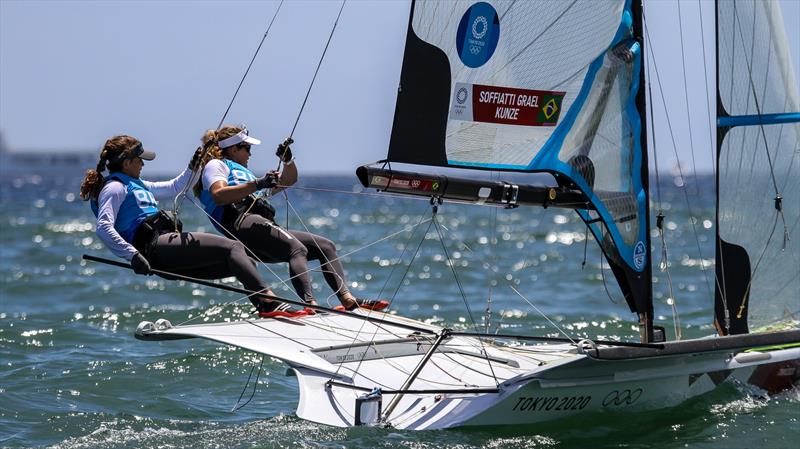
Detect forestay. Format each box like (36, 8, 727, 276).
(715, 0, 800, 335)
(384, 0, 651, 319)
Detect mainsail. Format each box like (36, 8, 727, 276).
(372, 0, 652, 332)
(715, 0, 800, 335)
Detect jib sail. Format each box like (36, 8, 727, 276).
(715, 0, 800, 335)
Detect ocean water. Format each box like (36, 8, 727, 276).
(1, 169, 797, 448)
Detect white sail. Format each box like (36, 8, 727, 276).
(716, 0, 800, 333)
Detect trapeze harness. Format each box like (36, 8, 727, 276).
(92, 172, 182, 257)
(200, 159, 276, 233)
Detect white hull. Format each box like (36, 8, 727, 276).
(136, 310, 800, 429)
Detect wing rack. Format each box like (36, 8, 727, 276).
(356, 165, 590, 209)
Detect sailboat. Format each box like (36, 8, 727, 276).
(130, 0, 799, 429)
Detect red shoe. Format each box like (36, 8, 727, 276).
(356, 298, 390, 311)
(335, 299, 390, 312)
(258, 302, 309, 318)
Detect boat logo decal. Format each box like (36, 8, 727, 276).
(456, 2, 499, 68)
(512, 395, 591, 412)
(633, 241, 646, 269)
(602, 388, 643, 407)
(449, 82, 565, 127)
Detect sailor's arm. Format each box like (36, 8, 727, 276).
(95, 183, 138, 261)
(272, 160, 297, 195)
(143, 168, 192, 199)
(209, 180, 259, 205)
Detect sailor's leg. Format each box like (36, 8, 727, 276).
(234, 215, 316, 303)
(289, 230, 350, 298)
(148, 231, 271, 306)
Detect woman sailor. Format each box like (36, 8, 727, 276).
(79, 135, 308, 318)
(194, 125, 388, 311)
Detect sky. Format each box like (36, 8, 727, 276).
(1, 0, 798, 175)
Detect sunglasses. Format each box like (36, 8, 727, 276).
(237, 143, 252, 153)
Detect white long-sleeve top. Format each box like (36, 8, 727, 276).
(95, 168, 192, 261)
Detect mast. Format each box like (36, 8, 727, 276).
(632, 0, 654, 343)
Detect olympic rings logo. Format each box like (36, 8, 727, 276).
(469, 45, 482, 55)
(601, 388, 643, 407)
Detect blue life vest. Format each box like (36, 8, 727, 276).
(200, 159, 257, 233)
(91, 172, 159, 242)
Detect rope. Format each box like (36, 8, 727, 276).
(173, 0, 286, 218)
(231, 355, 265, 412)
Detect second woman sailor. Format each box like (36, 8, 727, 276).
(195, 125, 388, 311)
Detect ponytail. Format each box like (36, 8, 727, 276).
(192, 126, 237, 197)
(79, 152, 109, 201)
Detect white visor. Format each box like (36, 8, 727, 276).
(218, 130, 262, 149)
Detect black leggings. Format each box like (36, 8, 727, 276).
(145, 231, 270, 306)
(233, 214, 349, 302)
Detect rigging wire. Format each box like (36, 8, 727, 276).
(696, 0, 717, 180)
(173, 0, 286, 219)
(642, 10, 721, 303)
(643, 11, 682, 340)
(330, 208, 434, 381)
(731, 4, 787, 239)
(676, 0, 701, 193)
(432, 213, 500, 386)
(507, 285, 575, 344)
(286, 0, 347, 142)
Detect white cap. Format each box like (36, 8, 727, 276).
(218, 128, 262, 149)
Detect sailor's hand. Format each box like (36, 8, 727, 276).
(131, 252, 152, 275)
(276, 137, 294, 163)
(188, 146, 204, 170)
(254, 171, 279, 190)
